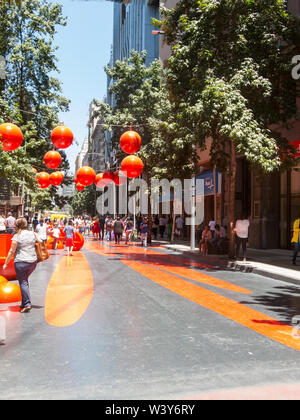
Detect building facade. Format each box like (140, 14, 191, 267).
(86, 101, 106, 174)
(75, 138, 89, 174)
(158, 0, 300, 250)
(105, 0, 160, 167)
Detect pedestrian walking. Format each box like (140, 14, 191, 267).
(92, 217, 100, 240)
(99, 216, 105, 240)
(175, 215, 184, 238)
(291, 214, 300, 265)
(0, 214, 6, 234)
(125, 218, 133, 244)
(166, 217, 172, 242)
(233, 213, 250, 261)
(35, 219, 48, 244)
(105, 216, 113, 241)
(113, 217, 124, 245)
(64, 220, 75, 257)
(140, 218, 148, 247)
(52, 224, 60, 250)
(159, 215, 167, 238)
(5, 212, 16, 235)
(2, 217, 42, 313)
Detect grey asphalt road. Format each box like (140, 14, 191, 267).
(1, 240, 300, 400)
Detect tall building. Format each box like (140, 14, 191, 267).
(75, 138, 89, 174)
(105, 0, 160, 167)
(87, 101, 106, 174)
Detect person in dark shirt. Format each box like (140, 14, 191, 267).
(113, 217, 124, 245)
(140, 218, 148, 247)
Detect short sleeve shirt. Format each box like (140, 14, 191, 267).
(64, 226, 74, 239)
(12, 230, 37, 263)
(235, 220, 250, 239)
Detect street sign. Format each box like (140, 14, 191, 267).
(0, 178, 10, 201)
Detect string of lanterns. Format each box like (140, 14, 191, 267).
(0, 122, 73, 190)
(0, 121, 144, 193)
(75, 128, 144, 192)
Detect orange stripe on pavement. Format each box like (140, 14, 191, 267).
(84, 241, 250, 294)
(121, 259, 300, 351)
(45, 253, 94, 327)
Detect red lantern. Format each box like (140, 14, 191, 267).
(76, 166, 96, 186)
(121, 155, 144, 178)
(76, 183, 85, 191)
(0, 123, 23, 151)
(102, 171, 114, 185)
(73, 232, 84, 251)
(289, 140, 300, 158)
(51, 125, 73, 149)
(50, 171, 64, 186)
(32, 167, 37, 174)
(44, 150, 62, 169)
(113, 170, 127, 186)
(37, 172, 50, 189)
(95, 173, 105, 188)
(0, 282, 22, 305)
(120, 130, 141, 154)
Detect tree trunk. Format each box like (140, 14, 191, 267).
(228, 139, 236, 258)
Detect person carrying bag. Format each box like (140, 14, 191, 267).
(2, 218, 48, 313)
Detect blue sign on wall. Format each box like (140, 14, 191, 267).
(195, 170, 219, 196)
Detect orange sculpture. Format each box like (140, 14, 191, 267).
(0, 235, 16, 280)
(0, 282, 22, 305)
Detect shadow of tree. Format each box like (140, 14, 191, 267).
(240, 285, 300, 324)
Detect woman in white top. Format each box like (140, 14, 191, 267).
(35, 219, 48, 243)
(234, 214, 250, 261)
(0, 214, 6, 234)
(3, 218, 42, 313)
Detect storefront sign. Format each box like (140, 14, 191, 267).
(0, 178, 10, 201)
(196, 170, 219, 195)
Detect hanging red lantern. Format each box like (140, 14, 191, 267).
(121, 155, 144, 178)
(0, 123, 23, 151)
(32, 167, 37, 174)
(102, 171, 114, 185)
(76, 183, 85, 191)
(36, 172, 50, 189)
(44, 150, 62, 169)
(50, 171, 64, 186)
(95, 173, 105, 188)
(120, 130, 141, 154)
(51, 125, 73, 149)
(76, 166, 96, 186)
(113, 170, 127, 186)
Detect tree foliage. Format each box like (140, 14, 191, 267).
(155, 0, 300, 172)
(0, 0, 70, 211)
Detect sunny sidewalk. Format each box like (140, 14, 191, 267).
(153, 239, 300, 285)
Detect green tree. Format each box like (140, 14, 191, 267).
(156, 0, 300, 255)
(71, 185, 97, 217)
(0, 0, 70, 211)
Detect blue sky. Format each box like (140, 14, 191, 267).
(51, 0, 113, 173)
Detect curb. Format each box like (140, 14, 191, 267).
(158, 243, 300, 285)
